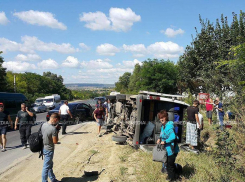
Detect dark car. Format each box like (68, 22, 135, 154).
(46, 102, 93, 124)
(85, 99, 97, 110)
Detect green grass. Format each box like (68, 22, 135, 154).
(120, 167, 128, 175)
(132, 110, 245, 182)
(89, 150, 99, 155)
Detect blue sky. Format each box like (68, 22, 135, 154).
(0, 0, 244, 84)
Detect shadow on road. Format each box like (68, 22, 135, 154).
(61, 176, 98, 182)
(67, 132, 90, 135)
(6, 145, 23, 151)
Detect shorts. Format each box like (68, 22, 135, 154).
(186, 122, 198, 146)
(206, 111, 212, 119)
(0, 126, 7, 135)
(97, 119, 104, 126)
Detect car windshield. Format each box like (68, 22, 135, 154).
(85, 99, 97, 105)
(35, 99, 43, 103)
(44, 99, 53, 103)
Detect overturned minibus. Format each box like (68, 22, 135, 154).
(105, 91, 189, 149)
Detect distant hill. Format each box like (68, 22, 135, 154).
(65, 83, 115, 89)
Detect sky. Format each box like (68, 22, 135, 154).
(0, 0, 245, 84)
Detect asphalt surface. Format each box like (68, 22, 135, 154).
(0, 111, 86, 173)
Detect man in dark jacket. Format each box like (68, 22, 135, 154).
(15, 103, 34, 149)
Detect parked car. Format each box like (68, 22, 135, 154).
(106, 91, 189, 149)
(0, 92, 28, 121)
(85, 99, 97, 110)
(32, 103, 47, 113)
(46, 102, 93, 124)
(0, 92, 36, 129)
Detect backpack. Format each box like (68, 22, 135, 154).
(28, 124, 43, 159)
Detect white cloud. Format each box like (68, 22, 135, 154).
(104, 58, 112, 62)
(123, 41, 184, 59)
(161, 28, 185, 38)
(0, 12, 9, 25)
(37, 59, 59, 69)
(3, 61, 36, 72)
(121, 59, 142, 68)
(0, 36, 79, 54)
(13, 10, 67, 30)
(80, 7, 141, 32)
(15, 54, 41, 61)
(133, 54, 145, 58)
(61, 56, 79, 68)
(147, 41, 184, 58)
(96, 43, 120, 56)
(81, 59, 113, 69)
(123, 44, 147, 57)
(79, 43, 90, 51)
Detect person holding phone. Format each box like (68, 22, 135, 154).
(15, 103, 34, 149)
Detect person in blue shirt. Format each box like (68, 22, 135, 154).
(157, 110, 179, 181)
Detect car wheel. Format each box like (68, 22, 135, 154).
(112, 135, 127, 143)
(74, 116, 80, 124)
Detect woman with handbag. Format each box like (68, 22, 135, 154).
(157, 110, 179, 181)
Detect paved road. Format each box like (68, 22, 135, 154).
(0, 112, 86, 173)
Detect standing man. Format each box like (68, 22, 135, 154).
(0, 103, 13, 152)
(215, 98, 225, 129)
(103, 99, 111, 124)
(15, 103, 34, 149)
(41, 113, 60, 182)
(59, 100, 72, 135)
(204, 95, 213, 125)
(186, 100, 201, 150)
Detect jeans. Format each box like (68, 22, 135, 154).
(42, 149, 56, 182)
(19, 124, 32, 146)
(61, 115, 69, 134)
(219, 115, 224, 126)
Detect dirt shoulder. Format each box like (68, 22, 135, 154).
(0, 122, 140, 182)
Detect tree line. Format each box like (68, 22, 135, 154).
(115, 11, 245, 102)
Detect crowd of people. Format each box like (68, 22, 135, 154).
(156, 95, 228, 181)
(0, 95, 230, 182)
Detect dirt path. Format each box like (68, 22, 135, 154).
(0, 122, 139, 182)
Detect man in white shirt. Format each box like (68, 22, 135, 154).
(59, 101, 72, 135)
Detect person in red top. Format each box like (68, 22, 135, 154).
(204, 95, 213, 125)
(94, 106, 105, 136)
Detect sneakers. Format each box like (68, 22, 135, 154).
(62, 132, 67, 135)
(161, 167, 167, 173)
(1, 148, 6, 152)
(22, 145, 27, 149)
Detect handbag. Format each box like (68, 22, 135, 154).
(152, 144, 167, 163)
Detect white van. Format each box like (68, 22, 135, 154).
(43, 94, 61, 110)
(35, 97, 45, 106)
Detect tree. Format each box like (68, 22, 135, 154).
(115, 72, 131, 93)
(139, 59, 178, 94)
(43, 71, 63, 84)
(0, 52, 7, 92)
(128, 63, 142, 93)
(178, 12, 245, 95)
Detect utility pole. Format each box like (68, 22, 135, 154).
(14, 74, 16, 93)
